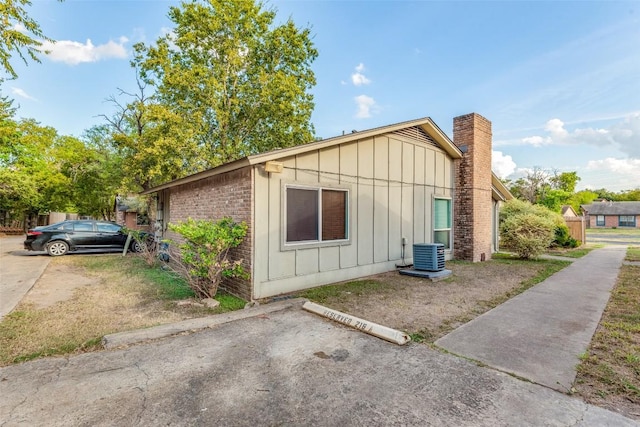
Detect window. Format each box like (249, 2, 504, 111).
(596, 215, 605, 226)
(285, 186, 348, 245)
(73, 221, 94, 231)
(136, 213, 150, 226)
(97, 222, 121, 233)
(619, 215, 636, 227)
(434, 198, 451, 249)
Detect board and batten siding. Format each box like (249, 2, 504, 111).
(252, 133, 453, 299)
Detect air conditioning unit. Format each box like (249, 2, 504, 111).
(413, 243, 445, 272)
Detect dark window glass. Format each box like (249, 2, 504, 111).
(73, 221, 94, 232)
(619, 215, 636, 227)
(97, 223, 121, 233)
(596, 215, 605, 226)
(322, 190, 347, 240)
(286, 188, 319, 242)
(137, 213, 150, 226)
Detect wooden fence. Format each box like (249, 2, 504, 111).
(564, 216, 586, 245)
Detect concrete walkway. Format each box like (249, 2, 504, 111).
(435, 246, 627, 392)
(0, 236, 50, 320)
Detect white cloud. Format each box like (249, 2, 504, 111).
(354, 95, 376, 119)
(585, 157, 640, 190)
(11, 87, 37, 101)
(587, 157, 640, 174)
(610, 113, 640, 158)
(519, 114, 640, 156)
(492, 151, 517, 178)
(351, 63, 371, 86)
(40, 37, 129, 65)
(544, 118, 568, 138)
(521, 135, 551, 147)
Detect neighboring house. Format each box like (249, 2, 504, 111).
(561, 205, 578, 217)
(582, 201, 640, 229)
(115, 195, 151, 231)
(142, 113, 512, 301)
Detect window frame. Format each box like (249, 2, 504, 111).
(596, 215, 605, 227)
(433, 196, 452, 250)
(136, 212, 150, 226)
(282, 183, 351, 250)
(619, 215, 636, 227)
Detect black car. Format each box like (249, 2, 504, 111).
(24, 220, 147, 256)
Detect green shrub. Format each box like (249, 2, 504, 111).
(553, 225, 579, 248)
(500, 199, 574, 250)
(168, 217, 248, 299)
(500, 210, 555, 259)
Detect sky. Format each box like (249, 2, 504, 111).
(5, 0, 640, 192)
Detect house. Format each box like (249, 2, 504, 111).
(561, 205, 578, 217)
(582, 201, 640, 229)
(142, 113, 512, 301)
(114, 195, 152, 231)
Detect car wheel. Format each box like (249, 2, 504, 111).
(131, 240, 144, 253)
(47, 241, 69, 256)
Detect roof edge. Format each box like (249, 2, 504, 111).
(491, 174, 513, 201)
(141, 116, 464, 194)
(140, 158, 251, 194)
(245, 116, 463, 165)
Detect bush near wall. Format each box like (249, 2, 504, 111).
(500, 199, 576, 258)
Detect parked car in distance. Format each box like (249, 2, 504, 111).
(24, 220, 149, 256)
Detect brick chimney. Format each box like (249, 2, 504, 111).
(452, 113, 493, 262)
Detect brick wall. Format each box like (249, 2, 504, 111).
(453, 113, 493, 262)
(167, 167, 253, 300)
(589, 215, 640, 229)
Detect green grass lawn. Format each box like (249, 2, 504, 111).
(574, 247, 640, 419)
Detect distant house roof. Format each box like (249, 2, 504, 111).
(561, 205, 578, 217)
(581, 201, 640, 215)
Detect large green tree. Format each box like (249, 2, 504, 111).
(0, 110, 122, 223)
(56, 126, 124, 219)
(0, 117, 68, 222)
(131, 0, 318, 171)
(550, 171, 579, 193)
(508, 167, 551, 204)
(103, 77, 201, 192)
(0, 0, 56, 79)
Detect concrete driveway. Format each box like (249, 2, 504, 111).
(1, 301, 636, 426)
(0, 236, 50, 320)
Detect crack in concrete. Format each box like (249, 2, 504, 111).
(133, 361, 151, 425)
(568, 401, 588, 427)
(3, 357, 71, 426)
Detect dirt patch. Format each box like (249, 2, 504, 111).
(302, 259, 560, 341)
(0, 256, 217, 365)
(20, 261, 101, 309)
